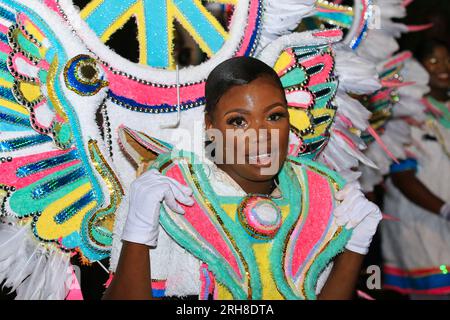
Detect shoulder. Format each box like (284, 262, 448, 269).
(287, 155, 346, 190)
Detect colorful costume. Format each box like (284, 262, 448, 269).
(116, 147, 354, 299)
(381, 98, 450, 296)
(0, 0, 392, 299)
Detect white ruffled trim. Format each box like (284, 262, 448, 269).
(0, 222, 72, 300)
(257, 29, 344, 66)
(351, 0, 408, 63)
(334, 45, 381, 95)
(256, 0, 316, 54)
(359, 55, 430, 192)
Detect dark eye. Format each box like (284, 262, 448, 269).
(267, 112, 286, 121)
(227, 116, 248, 128)
(79, 64, 98, 81)
(64, 54, 107, 96)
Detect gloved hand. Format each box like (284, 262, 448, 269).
(121, 169, 194, 247)
(439, 203, 450, 221)
(333, 181, 382, 255)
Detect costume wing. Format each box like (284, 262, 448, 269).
(310, 0, 429, 63)
(0, 0, 122, 299)
(258, 29, 380, 176)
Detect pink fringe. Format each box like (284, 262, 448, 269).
(407, 23, 434, 32)
(402, 0, 414, 7)
(367, 126, 399, 164)
(357, 290, 375, 300)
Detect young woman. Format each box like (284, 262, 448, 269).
(103, 57, 381, 300)
(381, 40, 450, 298)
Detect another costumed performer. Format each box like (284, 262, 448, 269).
(382, 39, 450, 299)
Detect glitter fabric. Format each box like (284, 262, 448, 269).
(0, 1, 121, 263)
(237, 195, 282, 240)
(274, 45, 338, 160)
(153, 149, 349, 300)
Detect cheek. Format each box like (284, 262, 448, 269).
(270, 120, 290, 145)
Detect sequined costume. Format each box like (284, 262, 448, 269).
(112, 147, 358, 299)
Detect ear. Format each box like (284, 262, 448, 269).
(205, 112, 215, 134)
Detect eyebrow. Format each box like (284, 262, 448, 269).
(224, 102, 286, 116)
(263, 102, 286, 112)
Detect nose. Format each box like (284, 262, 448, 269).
(249, 117, 269, 132)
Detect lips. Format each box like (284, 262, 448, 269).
(437, 72, 449, 81)
(247, 153, 272, 166)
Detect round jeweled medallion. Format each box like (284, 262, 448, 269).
(237, 195, 282, 240)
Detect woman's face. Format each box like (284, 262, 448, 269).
(422, 45, 450, 90)
(205, 76, 290, 184)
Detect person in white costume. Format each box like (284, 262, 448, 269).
(381, 39, 450, 299)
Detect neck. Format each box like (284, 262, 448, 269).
(216, 164, 275, 195)
(429, 88, 449, 103)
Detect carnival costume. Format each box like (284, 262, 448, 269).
(381, 97, 450, 296)
(0, 0, 423, 299)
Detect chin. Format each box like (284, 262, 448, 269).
(240, 163, 284, 182)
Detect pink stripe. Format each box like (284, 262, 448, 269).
(312, 29, 343, 39)
(118, 125, 167, 156)
(0, 149, 80, 189)
(106, 69, 205, 106)
(381, 80, 415, 88)
(407, 23, 433, 32)
(334, 129, 358, 150)
(0, 24, 9, 34)
(289, 169, 333, 277)
(384, 51, 412, 69)
(151, 280, 167, 290)
(166, 165, 243, 279)
(357, 290, 375, 300)
(371, 88, 392, 102)
(384, 265, 450, 277)
(17, 13, 44, 38)
(200, 264, 208, 299)
(44, 0, 61, 14)
(384, 284, 450, 295)
(0, 41, 11, 54)
(38, 60, 50, 71)
(65, 268, 84, 300)
(235, 0, 260, 56)
(338, 114, 354, 128)
(301, 51, 333, 86)
(405, 149, 418, 159)
(422, 97, 444, 117)
(104, 273, 114, 288)
(402, 0, 414, 7)
(354, 0, 369, 39)
(367, 126, 399, 164)
(382, 213, 400, 221)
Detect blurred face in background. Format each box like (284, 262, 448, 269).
(422, 45, 450, 91)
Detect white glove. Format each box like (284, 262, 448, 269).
(333, 181, 382, 255)
(121, 169, 194, 247)
(440, 203, 450, 221)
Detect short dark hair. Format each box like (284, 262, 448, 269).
(205, 56, 285, 114)
(414, 38, 449, 63)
